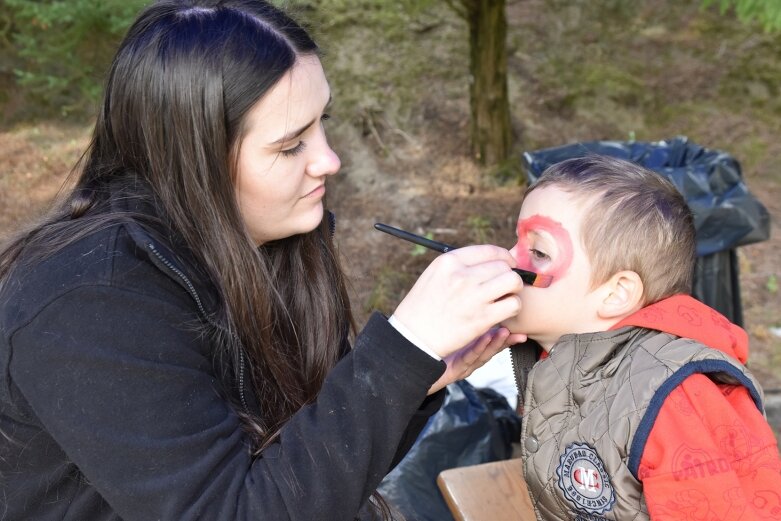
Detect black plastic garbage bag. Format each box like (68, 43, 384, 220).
(377, 380, 521, 521)
(522, 136, 771, 326)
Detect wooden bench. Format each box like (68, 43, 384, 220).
(437, 458, 535, 521)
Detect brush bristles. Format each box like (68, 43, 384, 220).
(530, 274, 553, 288)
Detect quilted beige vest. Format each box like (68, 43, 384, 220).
(518, 326, 764, 521)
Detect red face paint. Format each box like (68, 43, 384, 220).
(514, 215, 574, 285)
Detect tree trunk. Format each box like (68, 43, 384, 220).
(463, 0, 511, 166)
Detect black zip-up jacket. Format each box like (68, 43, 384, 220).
(0, 204, 446, 520)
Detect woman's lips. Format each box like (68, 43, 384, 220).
(304, 184, 325, 198)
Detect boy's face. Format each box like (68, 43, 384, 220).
(501, 185, 602, 350)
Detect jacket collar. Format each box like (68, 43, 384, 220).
(547, 327, 647, 377)
(610, 294, 748, 364)
(108, 179, 220, 316)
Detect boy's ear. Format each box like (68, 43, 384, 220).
(597, 271, 644, 319)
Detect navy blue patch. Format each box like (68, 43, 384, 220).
(557, 442, 616, 515)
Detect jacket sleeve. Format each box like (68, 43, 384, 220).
(8, 284, 446, 520)
(638, 374, 781, 520)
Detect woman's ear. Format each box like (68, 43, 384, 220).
(597, 271, 644, 319)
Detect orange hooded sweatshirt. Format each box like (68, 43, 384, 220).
(611, 295, 781, 520)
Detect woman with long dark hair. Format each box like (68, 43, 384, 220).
(0, 1, 525, 519)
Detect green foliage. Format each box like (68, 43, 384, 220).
(465, 215, 493, 244)
(297, 0, 465, 155)
(410, 232, 435, 257)
(2, 0, 145, 118)
(299, 0, 436, 34)
(365, 267, 412, 315)
(768, 274, 779, 294)
(719, 35, 781, 114)
(702, 0, 781, 32)
(489, 155, 526, 185)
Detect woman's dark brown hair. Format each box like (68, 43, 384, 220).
(0, 0, 355, 453)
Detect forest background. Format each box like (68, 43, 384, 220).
(1, 0, 780, 406)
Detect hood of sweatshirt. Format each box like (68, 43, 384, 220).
(610, 294, 748, 364)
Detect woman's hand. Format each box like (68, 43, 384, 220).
(392, 244, 524, 359)
(427, 327, 527, 395)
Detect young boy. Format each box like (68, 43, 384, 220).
(504, 155, 781, 520)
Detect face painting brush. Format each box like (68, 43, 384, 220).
(373, 222, 553, 288)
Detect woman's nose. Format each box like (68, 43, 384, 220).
(307, 133, 341, 178)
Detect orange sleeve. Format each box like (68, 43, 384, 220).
(638, 374, 781, 520)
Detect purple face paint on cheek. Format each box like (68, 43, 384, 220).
(514, 215, 574, 284)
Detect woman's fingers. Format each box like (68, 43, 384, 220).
(427, 328, 511, 395)
(474, 328, 510, 366)
(505, 332, 528, 347)
(447, 244, 517, 267)
(393, 245, 524, 359)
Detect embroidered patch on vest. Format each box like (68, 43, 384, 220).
(557, 442, 616, 515)
(575, 514, 610, 521)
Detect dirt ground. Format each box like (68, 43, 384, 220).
(0, 1, 779, 396)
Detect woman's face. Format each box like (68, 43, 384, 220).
(235, 55, 340, 245)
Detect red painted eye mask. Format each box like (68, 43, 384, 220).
(514, 215, 574, 286)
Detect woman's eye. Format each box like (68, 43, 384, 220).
(319, 113, 331, 131)
(281, 114, 330, 157)
(281, 141, 306, 157)
(530, 248, 550, 261)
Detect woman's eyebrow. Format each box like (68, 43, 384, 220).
(271, 119, 315, 145)
(270, 95, 332, 145)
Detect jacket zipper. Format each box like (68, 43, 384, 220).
(147, 243, 251, 414)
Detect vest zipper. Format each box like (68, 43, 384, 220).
(147, 242, 251, 414)
(510, 346, 524, 415)
(510, 343, 540, 417)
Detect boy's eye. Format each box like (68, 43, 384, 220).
(529, 248, 550, 261)
(281, 141, 306, 157)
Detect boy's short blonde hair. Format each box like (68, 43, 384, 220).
(527, 155, 696, 305)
